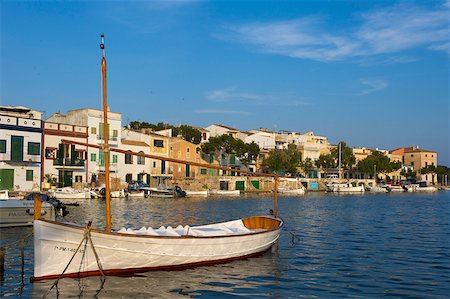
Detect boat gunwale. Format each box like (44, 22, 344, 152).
(36, 216, 284, 239)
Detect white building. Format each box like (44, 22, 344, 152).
(245, 130, 276, 150)
(205, 124, 240, 139)
(46, 108, 122, 185)
(0, 106, 42, 191)
(120, 129, 151, 184)
(42, 121, 89, 188)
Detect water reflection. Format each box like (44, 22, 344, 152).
(1, 193, 449, 298)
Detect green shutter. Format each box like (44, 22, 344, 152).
(0, 140, 6, 153)
(0, 169, 14, 189)
(99, 149, 104, 166)
(91, 153, 96, 162)
(186, 165, 190, 177)
(235, 181, 245, 191)
(26, 170, 33, 181)
(11, 136, 24, 161)
(28, 142, 40, 155)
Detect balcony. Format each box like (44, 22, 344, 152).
(53, 158, 85, 168)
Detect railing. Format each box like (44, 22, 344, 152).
(53, 158, 85, 167)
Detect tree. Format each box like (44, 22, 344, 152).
(200, 135, 260, 168)
(400, 168, 417, 179)
(173, 125, 202, 144)
(358, 151, 402, 175)
(127, 121, 201, 144)
(299, 157, 315, 175)
(316, 153, 337, 170)
(315, 141, 355, 171)
(264, 144, 302, 175)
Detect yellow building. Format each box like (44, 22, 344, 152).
(168, 137, 201, 179)
(390, 146, 437, 171)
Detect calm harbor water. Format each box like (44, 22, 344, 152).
(1, 192, 449, 298)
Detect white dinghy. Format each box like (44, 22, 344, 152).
(32, 34, 283, 282)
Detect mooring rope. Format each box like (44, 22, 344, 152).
(0, 232, 33, 249)
(42, 221, 106, 299)
(42, 222, 94, 299)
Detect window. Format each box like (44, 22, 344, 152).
(411, 154, 414, 157)
(75, 176, 83, 183)
(28, 142, 40, 155)
(425, 154, 428, 157)
(91, 153, 96, 162)
(26, 170, 33, 181)
(125, 173, 132, 183)
(154, 139, 164, 147)
(112, 155, 118, 163)
(0, 140, 6, 153)
(45, 148, 57, 159)
(137, 151, 145, 165)
(411, 162, 414, 167)
(91, 127, 97, 134)
(186, 148, 190, 153)
(425, 162, 428, 167)
(113, 130, 118, 138)
(153, 161, 156, 168)
(125, 151, 133, 164)
(200, 168, 207, 175)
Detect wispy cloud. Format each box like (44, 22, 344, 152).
(206, 87, 311, 106)
(194, 109, 250, 115)
(357, 79, 389, 96)
(219, 2, 449, 62)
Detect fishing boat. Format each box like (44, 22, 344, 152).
(209, 189, 241, 196)
(32, 34, 283, 281)
(277, 187, 305, 195)
(185, 190, 208, 197)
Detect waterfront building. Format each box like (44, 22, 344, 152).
(120, 129, 151, 185)
(148, 131, 171, 187)
(42, 121, 88, 189)
(46, 108, 122, 186)
(0, 106, 42, 191)
(168, 137, 201, 179)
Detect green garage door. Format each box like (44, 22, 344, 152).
(235, 181, 245, 191)
(0, 169, 14, 190)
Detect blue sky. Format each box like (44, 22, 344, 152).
(1, 1, 449, 165)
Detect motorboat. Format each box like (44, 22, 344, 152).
(184, 190, 208, 197)
(49, 187, 90, 199)
(0, 189, 9, 199)
(0, 192, 58, 228)
(148, 186, 186, 198)
(32, 35, 282, 281)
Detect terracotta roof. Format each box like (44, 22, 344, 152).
(404, 148, 436, 154)
(121, 139, 149, 147)
(390, 146, 436, 154)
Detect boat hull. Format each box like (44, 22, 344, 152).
(0, 200, 55, 227)
(33, 216, 282, 280)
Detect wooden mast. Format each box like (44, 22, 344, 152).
(100, 33, 112, 232)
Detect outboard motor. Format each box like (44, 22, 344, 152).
(174, 186, 187, 198)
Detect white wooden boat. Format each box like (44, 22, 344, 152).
(209, 189, 241, 196)
(32, 35, 283, 282)
(0, 199, 55, 227)
(369, 185, 389, 193)
(277, 187, 305, 195)
(33, 215, 282, 280)
(185, 190, 208, 197)
(327, 183, 365, 193)
(110, 189, 125, 198)
(383, 184, 406, 192)
(126, 191, 145, 198)
(50, 187, 90, 199)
